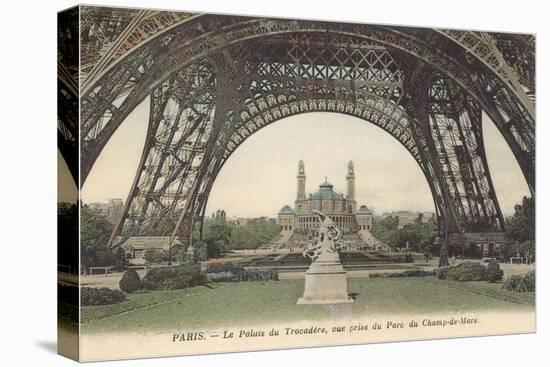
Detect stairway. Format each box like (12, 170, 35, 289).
(275, 230, 294, 247)
(358, 229, 391, 252)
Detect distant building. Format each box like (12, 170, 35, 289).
(381, 210, 435, 229)
(107, 198, 124, 225)
(278, 205, 296, 231)
(87, 202, 109, 217)
(118, 236, 186, 265)
(356, 205, 373, 231)
(87, 198, 124, 225)
(225, 216, 276, 227)
(277, 160, 373, 234)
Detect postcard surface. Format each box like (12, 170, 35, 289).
(58, 5, 536, 362)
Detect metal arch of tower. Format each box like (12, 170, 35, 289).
(78, 9, 535, 115)
(58, 73, 79, 183)
(106, 34, 504, 246)
(78, 15, 535, 197)
(105, 34, 437, 246)
(75, 13, 533, 245)
(58, 7, 80, 184)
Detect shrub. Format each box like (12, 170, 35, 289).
(522, 271, 536, 292)
(144, 248, 169, 264)
(502, 271, 535, 292)
(143, 265, 207, 290)
(235, 270, 278, 282)
(403, 269, 434, 277)
(502, 274, 523, 291)
(206, 263, 278, 282)
(436, 262, 487, 282)
(119, 269, 142, 293)
(206, 263, 245, 274)
(113, 247, 127, 271)
(206, 272, 235, 282)
(486, 260, 504, 283)
(141, 278, 159, 291)
(369, 269, 434, 278)
(81, 287, 126, 306)
(436, 266, 452, 280)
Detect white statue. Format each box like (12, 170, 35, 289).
(298, 210, 352, 304)
(303, 210, 342, 262)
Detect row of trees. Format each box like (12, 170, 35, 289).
(371, 215, 437, 253)
(192, 216, 279, 257)
(72, 196, 535, 267)
(80, 205, 127, 273)
(77, 203, 280, 270)
(371, 196, 534, 260)
(502, 196, 535, 261)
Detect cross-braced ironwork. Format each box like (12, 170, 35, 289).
(59, 7, 535, 248)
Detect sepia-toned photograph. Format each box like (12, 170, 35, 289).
(57, 4, 536, 362)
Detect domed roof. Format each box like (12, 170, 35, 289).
(278, 205, 295, 215)
(357, 205, 373, 215)
(311, 178, 344, 200)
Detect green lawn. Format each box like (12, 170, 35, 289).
(81, 277, 534, 334)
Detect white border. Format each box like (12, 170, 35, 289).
(1, 0, 547, 366)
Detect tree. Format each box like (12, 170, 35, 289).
(371, 215, 436, 250)
(119, 269, 142, 293)
(230, 220, 280, 250)
(439, 243, 450, 267)
(486, 260, 504, 283)
(143, 248, 168, 264)
(204, 219, 232, 257)
(371, 216, 399, 247)
(501, 240, 535, 261)
(206, 239, 225, 258)
(113, 247, 127, 271)
(80, 205, 115, 272)
(175, 250, 188, 264)
(507, 196, 535, 242)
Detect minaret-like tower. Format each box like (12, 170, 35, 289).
(297, 159, 306, 200)
(346, 161, 357, 214)
(346, 161, 355, 200)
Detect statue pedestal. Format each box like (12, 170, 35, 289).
(297, 251, 353, 305)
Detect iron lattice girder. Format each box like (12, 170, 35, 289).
(225, 85, 418, 162)
(109, 60, 217, 242)
(240, 34, 403, 82)
(77, 8, 535, 111)
(437, 30, 535, 110)
(78, 15, 535, 195)
(426, 75, 504, 232)
(108, 61, 504, 243)
(58, 7, 79, 183)
(493, 34, 535, 93)
(80, 7, 196, 86)
(57, 76, 79, 182)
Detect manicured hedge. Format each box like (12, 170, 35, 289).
(206, 263, 278, 282)
(81, 287, 126, 306)
(143, 265, 207, 290)
(206, 263, 244, 274)
(502, 271, 535, 292)
(369, 269, 434, 278)
(436, 262, 488, 281)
